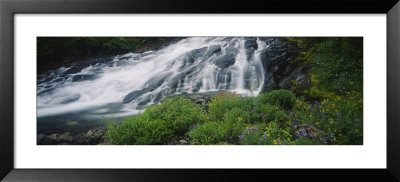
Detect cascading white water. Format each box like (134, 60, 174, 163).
(37, 37, 270, 119)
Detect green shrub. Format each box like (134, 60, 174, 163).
(224, 107, 251, 123)
(146, 97, 207, 135)
(259, 104, 290, 124)
(293, 92, 363, 144)
(310, 38, 363, 95)
(264, 121, 292, 142)
(239, 129, 271, 145)
(188, 121, 230, 145)
(188, 120, 246, 145)
(258, 90, 296, 110)
(286, 137, 324, 145)
(208, 91, 260, 123)
(107, 116, 174, 145)
(107, 96, 207, 144)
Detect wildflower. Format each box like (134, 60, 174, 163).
(238, 117, 243, 122)
(309, 114, 313, 118)
(339, 133, 343, 137)
(267, 133, 270, 137)
(273, 138, 281, 145)
(287, 121, 292, 126)
(329, 120, 334, 125)
(337, 113, 342, 118)
(319, 137, 328, 144)
(315, 121, 319, 126)
(332, 104, 335, 108)
(287, 138, 291, 142)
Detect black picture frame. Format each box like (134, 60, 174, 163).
(1, 0, 399, 181)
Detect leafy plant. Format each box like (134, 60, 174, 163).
(258, 89, 296, 110)
(107, 115, 174, 145)
(188, 121, 230, 145)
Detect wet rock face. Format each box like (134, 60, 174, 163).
(260, 38, 308, 93)
(214, 54, 236, 69)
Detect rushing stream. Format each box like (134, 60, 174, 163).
(37, 37, 280, 134)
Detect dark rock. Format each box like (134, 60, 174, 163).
(214, 54, 236, 68)
(191, 47, 207, 58)
(290, 120, 302, 132)
(37, 134, 45, 141)
(123, 74, 169, 104)
(123, 90, 144, 104)
(60, 95, 80, 104)
(244, 38, 258, 50)
(49, 133, 60, 141)
(71, 74, 98, 82)
(59, 132, 72, 142)
(203, 45, 221, 58)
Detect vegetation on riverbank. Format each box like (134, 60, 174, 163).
(106, 37, 363, 145)
(106, 89, 362, 145)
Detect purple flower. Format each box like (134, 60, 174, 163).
(337, 113, 342, 118)
(310, 104, 314, 112)
(319, 137, 328, 144)
(248, 128, 254, 133)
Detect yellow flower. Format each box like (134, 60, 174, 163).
(238, 117, 243, 122)
(273, 140, 277, 145)
(287, 121, 292, 126)
(339, 133, 343, 137)
(287, 138, 291, 142)
(315, 121, 319, 126)
(332, 104, 335, 108)
(335, 109, 338, 113)
(355, 128, 359, 133)
(267, 133, 271, 137)
(329, 120, 334, 125)
(309, 114, 313, 118)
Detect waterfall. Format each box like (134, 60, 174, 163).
(37, 37, 271, 119)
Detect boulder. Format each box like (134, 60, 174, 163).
(48, 133, 60, 141)
(214, 54, 236, 68)
(59, 132, 73, 142)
